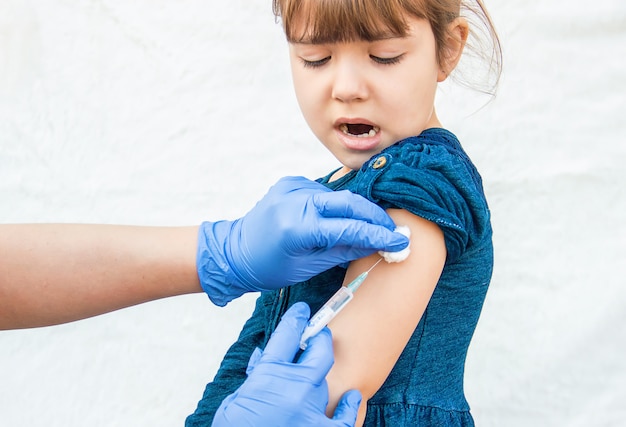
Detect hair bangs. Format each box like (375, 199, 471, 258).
(274, 0, 425, 44)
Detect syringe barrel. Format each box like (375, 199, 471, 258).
(320, 286, 354, 312)
(299, 286, 353, 350)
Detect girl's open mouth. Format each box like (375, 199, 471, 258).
(339, 123, 380, 138)
(336, 121, 382, 151)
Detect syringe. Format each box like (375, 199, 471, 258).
(299, 258, 383, 350)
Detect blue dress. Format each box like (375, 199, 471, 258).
(187, 128, 493, 426)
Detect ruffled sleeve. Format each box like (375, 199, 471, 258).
(363, 132, 491, 264)
(321, 129, 491, 262)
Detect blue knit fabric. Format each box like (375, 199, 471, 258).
(186, 128, 493, 426)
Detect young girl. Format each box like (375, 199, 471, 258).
(188, 0, 502, 425)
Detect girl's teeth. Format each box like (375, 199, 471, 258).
(339, 124, 380, 138)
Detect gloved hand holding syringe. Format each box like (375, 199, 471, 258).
(299, 226, 411, 350)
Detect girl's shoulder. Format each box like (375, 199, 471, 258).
(379, 128, 481, 185)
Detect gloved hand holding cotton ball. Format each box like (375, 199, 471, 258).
(379, 226, 411, 263)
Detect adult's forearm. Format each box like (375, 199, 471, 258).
(0, 224, 202, 329)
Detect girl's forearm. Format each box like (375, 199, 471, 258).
(0, 224, 201, 329)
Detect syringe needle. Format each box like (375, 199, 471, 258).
(366, 257, 384, 274)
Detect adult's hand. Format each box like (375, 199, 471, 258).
(197, 176, 409, 305)
(212, 302, 360, 427)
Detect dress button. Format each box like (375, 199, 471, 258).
(372, 156, 387, 169)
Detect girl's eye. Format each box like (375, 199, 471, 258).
(301, 57, 331, 68)
(370, 54, 404, 65)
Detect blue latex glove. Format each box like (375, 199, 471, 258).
(197, 176, 409, 306)
(212, 302, 361, 427)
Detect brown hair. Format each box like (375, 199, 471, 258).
(272, 0, 502, 95)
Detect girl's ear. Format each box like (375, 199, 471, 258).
(437, 17, 469, 82)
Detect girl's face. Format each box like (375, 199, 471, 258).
(289, 16, 444, 174)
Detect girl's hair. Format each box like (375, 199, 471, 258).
(272, 0, 502, 95)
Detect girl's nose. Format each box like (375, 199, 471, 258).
(331, 60, 368, 103)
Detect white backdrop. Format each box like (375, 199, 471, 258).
(1, 1, 625, 426)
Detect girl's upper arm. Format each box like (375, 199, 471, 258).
(325, 208, 447, 424)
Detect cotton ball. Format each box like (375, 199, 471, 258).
(379, 225, 411, 263)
